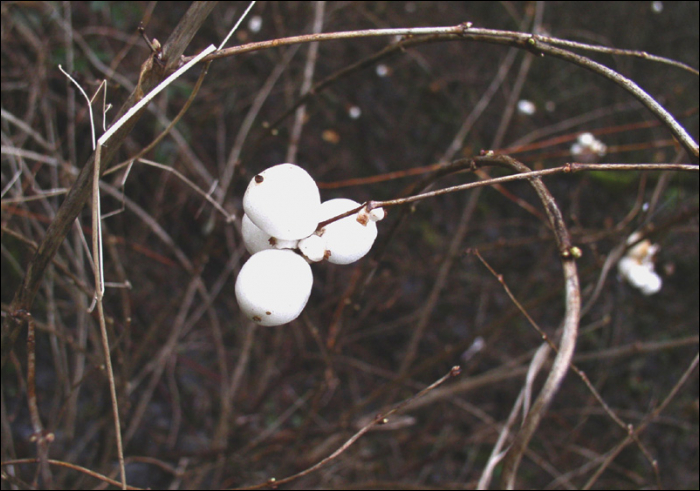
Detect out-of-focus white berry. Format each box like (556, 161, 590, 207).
(298, 234, 326, 262)
(242, 214, 298, 254)
(248, 15, 263, 33)
(348, 106, 362, 119)
(577, 132, 596, 147)
(517, 100, 536, 115)
(243, 163, 321, 240)
(617, 232, 663, 296)
(571, 132, 607, 162)
(319, 198, 378, 265)
(235, 249, 313, 326)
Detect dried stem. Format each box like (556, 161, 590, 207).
(237, 366, 462, 490)
(474, 250, 657, 479)
(2, 2, 219, 370)
(286, 1, 325, 163)
(189, 23, 698, 162)
(583, 352, 699, 489)
(317, 161, 697, 231)
(0, 457, 142, 490)
(11, 310, 53, 488)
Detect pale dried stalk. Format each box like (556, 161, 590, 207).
(89, 44, 217, 490)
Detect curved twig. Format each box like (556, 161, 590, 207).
(189, 24, 698, 162)
(470, 155, 580, 489)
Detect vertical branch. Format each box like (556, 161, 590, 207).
(12, 310, 53, 488)
(2, 2, 218, 372)
(91, 143, 126, 489)
(87, 44, 217, 490)
(286, 1, 326, 163)
(469, 155, 581, 489)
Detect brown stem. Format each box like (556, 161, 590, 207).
(239, 366, 462, 490)
(12, 310, 53, 487)
(1, 2, 218, 371)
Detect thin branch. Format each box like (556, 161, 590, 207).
(218, 1, 257, 51)
(286, 0, 325, 163)
(11, 310, 53, 488)
(237, 366, 462, 490)
(473, 249, 656, 477)
(530, 33, 699, 75)
(316, 161, 697, 231)
(115, 158, 234, 222)
(0, 458, 143, 490)
(2, 4, 218, 372)
(583, 352, 699, 489)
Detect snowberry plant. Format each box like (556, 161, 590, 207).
(236, 163, 385, 326)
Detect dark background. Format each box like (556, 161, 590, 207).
(1, 2, 698, 489)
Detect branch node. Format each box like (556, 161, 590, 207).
(460, 21, 474, 33)
(525, 36, 545, 57)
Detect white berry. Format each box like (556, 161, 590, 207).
(318, 198, 378, 265)
(298, 233, 326, 262)
(243, 163, 321, 240)
(235, 249, 313, 326)
(242, 213, 298, 254)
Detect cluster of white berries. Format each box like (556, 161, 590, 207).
(235, 164, 385, 326)
(617, 232, 662, 296)
(570, 132, 607, 162)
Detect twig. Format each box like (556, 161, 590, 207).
(218, 1, 257, 51)
(11, 310, 53, 488)
(473, 249, 657, 479)
(583, 352, 699, 489)
(113, 158, 234, 222)
(286, 0, 325, 163)
(2, 2, 218, 372)
(316, 161, 697, 232)
(0, 457, 143, 490)
(188, 24, 698, 161)
(236, 366, 462, 490)
(88, 43, 218, 491)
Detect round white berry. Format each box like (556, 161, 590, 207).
(242, 213, 298, 254)
(243, 163, 321, 241)
(235, 249, 313, 326)
(298, 233, 326, 262)
(319, 198, 378, 265)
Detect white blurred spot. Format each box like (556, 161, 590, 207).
(461, 336, 485, 362)
(618, 232, 663, 295)
(348, 106, 361, 119)
(651, 1, 663, 13)
(517, 100, 536, 116)
(571, 132, 607, 162)
(248, 15, 263, 33)
(376, 64, 389, 77)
